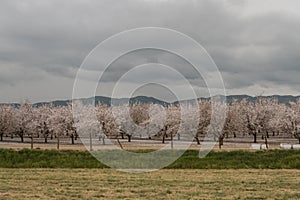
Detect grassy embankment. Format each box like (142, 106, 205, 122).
(0, 149, 299, 169)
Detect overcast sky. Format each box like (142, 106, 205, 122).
(1, 0, 300, 103)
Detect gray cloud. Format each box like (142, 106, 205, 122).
(0, 0, 300, 103)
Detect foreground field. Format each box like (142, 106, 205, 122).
(0, 169, 299, 200)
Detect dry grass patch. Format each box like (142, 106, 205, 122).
(0, 169, 299, 199)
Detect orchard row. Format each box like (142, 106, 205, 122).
(0, 98, 300, 149)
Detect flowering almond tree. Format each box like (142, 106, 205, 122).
(73, 102, 100, 150)
(240, 100, 261, 143)
(195, 100, 211, 145)
(96, 104, 119, 140)
(0, 105, 14, 141)
(140, 103, 166, 140)
(13, 103, 36, 144)
(48, 105, 73, 149)
(281, 100, 300, 144)
(254, 98, 278, 148)
(111, 103, 151, 142)
(268, 103, 285, 137)
(209, 101, 227, 149)
(34, 105, 54, 144)
(162, 105, 181, 144)
(228, 99, 247, 138)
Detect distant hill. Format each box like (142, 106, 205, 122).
(31, 96, 169, 107)
(34, 100, 72, 107)
(1, 95, 300, 107)
(223, 95, 300, 104)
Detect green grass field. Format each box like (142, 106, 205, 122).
(0, 169, 299, 199)
(1, 148, 300, 169)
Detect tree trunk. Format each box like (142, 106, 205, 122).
(272, 131, 275, 137)
(162, 134, 165, 144)
(0, 134, 3, 141)
(253, 133, 257, 143)
(116, 138, 123, 149)
(218, 137, 224, 149)
(195, 137, 200, 145)
(127, 135, 131, 142)
(89, 132, 93, 151)
(264, 136, 268, 149)
(45, 136, 48, 143)
(266, 131, 269, 138)
(298, 138, 300, 144)
(121, 133, 124, 139)
(21, 135, 24, 143)
(71, 134, 74, 145)
(31, 134, 33, 150)
(171, 133, 173, 149)
(57, 134, 60, 150)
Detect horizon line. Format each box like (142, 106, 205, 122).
(1, 94, 300, 105)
